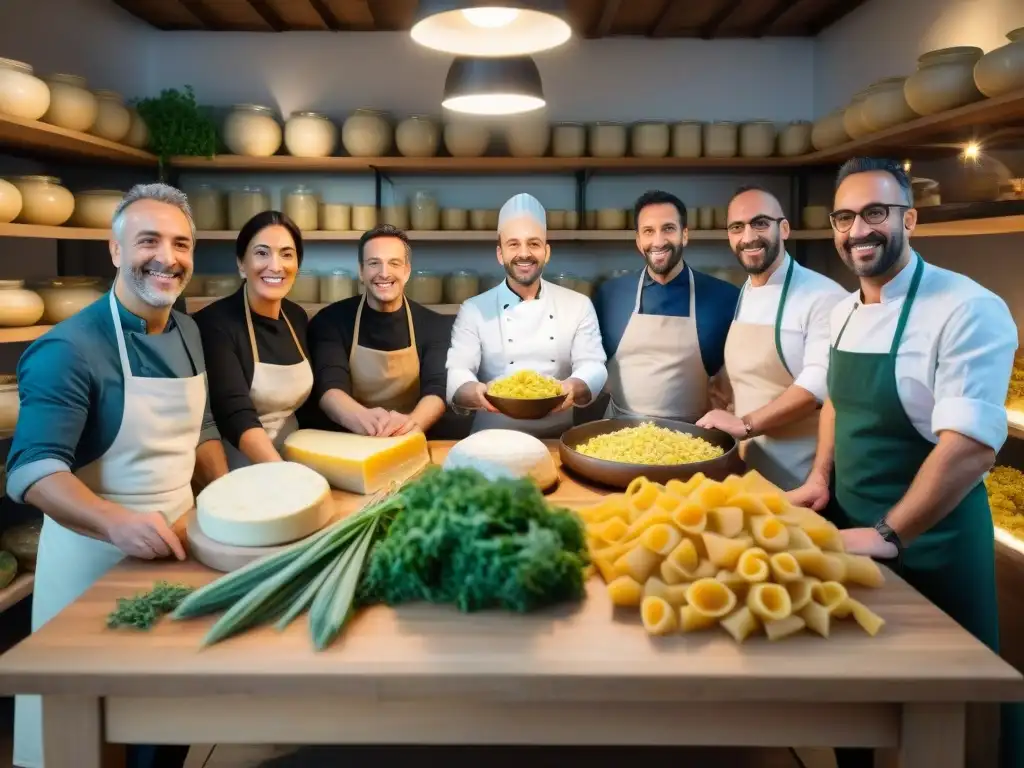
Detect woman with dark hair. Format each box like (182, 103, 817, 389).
(194, 210, 313, 467)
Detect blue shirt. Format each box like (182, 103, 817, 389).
(592, 264, 740, 377)
(6, 293, 220, 503)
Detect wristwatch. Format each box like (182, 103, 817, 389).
(740, 415, 754, 437)
(874, 519, 903, 565)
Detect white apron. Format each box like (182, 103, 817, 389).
(14, 292, 208, 768)
(349, 296, 422, 414)
(723, 257, 819, 491)
(604, 268, 709, 423)
(224, 290, 313, 470)
(472, 284, 573, 439)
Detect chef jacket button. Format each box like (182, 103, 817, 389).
(508, 339, 513, 343)
(549, 336, 554, 340)
(504, 303, 509, 309)
(549, 314, 554, 319)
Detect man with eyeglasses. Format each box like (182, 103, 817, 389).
(789, 157, 1021, 768)
(446, 192, 607, 438)
(696, 185, 846, 490)
(593, 190, 738, 423)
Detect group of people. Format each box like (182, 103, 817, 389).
(5, 156, 1022, 768)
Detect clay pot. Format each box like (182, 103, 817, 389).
(974, 27, 1024, 97)
(860, 77, 919, 132)
(778, 121, 812, 156)
(811, 109, 850, 150)
(904, 47, 984, 116)
(842, 90, 872, 140)
(395, 116, 440, 158)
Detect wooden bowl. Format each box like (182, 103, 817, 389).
(558, 417, 740, 489)
(484, 391, 567, 420)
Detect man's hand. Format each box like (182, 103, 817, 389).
(696, 409, 747, 438)
(553, 377, 590, 413)
(455, 381, 499, 413)
(341, 406, 391, 436)
(107, 509, 186, 561)
(840, 527, 898, 560)
(786, 472, 830, 512)
(380, 411, 422, 437)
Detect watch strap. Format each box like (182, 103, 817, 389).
(874, 520, 903, 566)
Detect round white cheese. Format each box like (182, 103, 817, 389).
(442, 430, 558, 490)
(196, 461, 333, 548)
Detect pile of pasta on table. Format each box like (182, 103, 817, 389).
(578, 470, 886, 643)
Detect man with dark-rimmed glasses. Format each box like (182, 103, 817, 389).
(789, 156, 1022, 768)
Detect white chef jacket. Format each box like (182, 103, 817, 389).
(829, 251, 1018, 452)
(446, 278, 608, 407)
(735, 253, 848, 402)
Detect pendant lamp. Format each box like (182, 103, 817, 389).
(411, 1, 572, 57)
(441, 56, 546, 115)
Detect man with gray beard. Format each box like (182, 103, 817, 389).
(8, 184, 228, 768)
(696, 185, 846, 490)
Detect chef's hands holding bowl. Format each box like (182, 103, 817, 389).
(552, 378, 589, 413)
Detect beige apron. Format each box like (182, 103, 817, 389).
(723, 257, 819, 491)
(349, 295, 421, 413)
(605, 267, 709, 422)
(15, 291, 208, 768)
(225, 290, 314, 469)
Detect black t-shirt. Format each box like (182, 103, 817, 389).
(193, 286, 310, 447)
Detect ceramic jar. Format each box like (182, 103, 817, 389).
(228, 186, 271, 230)
(912, 178, 941, 207)
(442, 208, 468, 230)
(351, 205, 377, 231)
(223, 104, 281, 157)
(0, 58, 50, 121)
(563, 210, 579, 230)
(631, 122, 670, 158)
(319, 203, 351, 231)
(777, 121, 812, 156)
(811, 109, 850, 150)
(380, 204, 409, 229)
(802, 206, 831, 230)
(552, 123, 585, 157)
(0, 379, 17, 435)
(187, 184, 226, 231)
(90, 90, 130, 142)
(713, 207, 729, 230)
(70, 189, 122, 228)
(546, 210, 566, 230)
(739, 121, 776, 157)
(444, 120, 490, 157)
(42, 74, 97, 132)
(704, 122, 738, 157)
(342, 109, 391, 157)
(31, 277, 103, 323)
(904, 47, 984, 115)
(975, 27, 1024, 97)
(860, 77, 919, 132)
(290, 270, 319, 303)
(698, 206, 715, 230)
(283, 185, 319, 231)
(320, 270, 356, 302)
(842, 90, 872, 139)
(396, 116, 440, 157)
(182, 275, 206, 298)
(589, 122, 627, 158)
(125, 109, 149, 149)
(469, 209, 489, 230)
(406, 271, 443, 304)
(10, 176, 74, 225)
(410, 190, 439, 230)
(0, 179, 21, 224)
(0, 280, 43, 327)
(505, 118, 549, 157)
(596, 209, 627, 230)
(444, 270, 480, 303)
(671, 121, 703, 157)
(284, 112, 337, 158)
(206, 275, 242, 297)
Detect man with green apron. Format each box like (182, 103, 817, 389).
(697, 186, 846, 490)
(789, 158, 1022, 768)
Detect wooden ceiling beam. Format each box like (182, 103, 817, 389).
(700, 0, 744, 39)
(177, 0, 224, 30)
(806, 0, 869, 35)
(753, 0, 797, 37)
(590, 0, 621, 38)
(365, 0, 381, 26)
(649, 0, 682, 38)
(246, 0, 286, 31)
(308, 0, 343, 30)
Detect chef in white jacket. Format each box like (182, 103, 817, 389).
(446, 193, 608, 438)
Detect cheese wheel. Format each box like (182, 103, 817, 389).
(442, 429, 558, 490)
(196, 462, 332, 547)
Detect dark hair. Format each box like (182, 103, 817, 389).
(235, 210, 304, 266)
(633, 190, 687, 230)
(358, 223, 412, 266)
(729, 184, 786, 214)
(836, 157, 913, 204)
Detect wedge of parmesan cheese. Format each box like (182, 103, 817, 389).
(442, 429, 558, 490)
(282, 429, 430, 495)
(196, 462, 333, 548)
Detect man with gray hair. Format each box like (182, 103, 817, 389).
(8, 183, 228, 768)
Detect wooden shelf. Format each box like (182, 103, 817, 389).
(0, 325, 53, 343)
(185, 297, 460, 316)
(915, 215, 1024, 237)
(0, 573, 33, 615)
(0, 114, 156, 166)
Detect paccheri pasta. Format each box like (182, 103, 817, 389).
(487, 370, 562, 399)
(579, 471, 886, 642)
(574, 422, 725, 465)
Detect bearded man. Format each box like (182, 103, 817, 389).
(695, 185, 846, 490)
(8, 183, 229, 768)
(593, 189, 738, 423)
(446, 192, 607, 438)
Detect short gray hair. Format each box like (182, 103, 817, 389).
(112, 183, 196, 241)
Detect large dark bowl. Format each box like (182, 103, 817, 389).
(484, 391, 567, 420)
(558, 417, 740, 489)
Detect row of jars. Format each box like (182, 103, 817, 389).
(0, 177, 127, 228)
(813, 29, 1024, 150)
(0, 276, 107, 328)
(0, 57, 148, 147)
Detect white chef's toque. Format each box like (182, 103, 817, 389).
(498, 192, 547, 233)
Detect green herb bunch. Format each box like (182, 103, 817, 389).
(133, 85, 219, 164)
(360, 467, 589, 613)
(107, 581, 195, 630)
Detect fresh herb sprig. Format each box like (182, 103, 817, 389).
(107, 581, 195, 630)
(133, 85, 219, 166)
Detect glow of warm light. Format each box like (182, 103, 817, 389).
(963, 141, 981, 161)
(902, 159, 912, 173)
(442, 92, 545, 116)
(462, 7, 520, 28)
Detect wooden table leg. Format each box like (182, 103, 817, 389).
(41, 695, 103, 768)
(899, 703, 966, 768)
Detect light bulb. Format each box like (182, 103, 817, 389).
(462, 7, 521, 28)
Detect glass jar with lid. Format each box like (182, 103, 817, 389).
(290, 268, 320, 303)
(319, 202, 351, 231)
(320, 269, 356, 303)
(410, 190, 439, 230)
(90, 90, 131, 142)
(284, 111, 337, 158)
(187, 184, 226, 231)
(223, 104, 282, 157)
(0, 58, 50, 121)
(283, 185, 319, 231)
(228, 186, 271, 230)
(406, 270, 443, 305)
(444, 270, 479, 304)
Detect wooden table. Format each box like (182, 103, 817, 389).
(0, 441, 1021, 768)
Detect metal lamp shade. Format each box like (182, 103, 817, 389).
(442, 56, 546, 116)
(411, 0, 572, 57)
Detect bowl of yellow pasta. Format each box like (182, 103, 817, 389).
(484, 370, 567, 420)
(558, 417, 738, 488)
